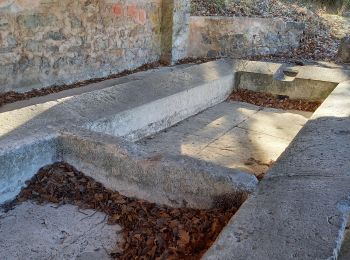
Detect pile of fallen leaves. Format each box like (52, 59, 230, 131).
(14, 162, 236, 259)
(191, 0, 340, 62)
(230, 89, 321, 112)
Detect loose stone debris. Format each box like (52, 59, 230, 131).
(6, 162, 237, 260)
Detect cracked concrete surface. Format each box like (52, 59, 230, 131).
(138, 101, 312, 177)
(0, 202, 121, 260)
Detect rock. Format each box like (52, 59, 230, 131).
(338, 36, 350, 63)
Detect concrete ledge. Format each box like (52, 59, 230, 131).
(0, 132, 59, 204)
(268, 80, 350, 178)
(86, 59, 234, 141)
(0, 127, 257, 207)
(205, 81, 350, 259)
(233, 60, 350, 101)
(205, 176, 350, 260)
(58, 129, 258, 209)
(0, 59, 234, 145)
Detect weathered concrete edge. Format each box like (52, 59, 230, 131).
(231, 59, 350, 101)
(0, 131, 60, 204)
(0, 127, 258, 208)
(87, 72, 234, 141)
(232, 59, 350, 84)
(204, 81, 350, 259)
(58, 128, 258, 209)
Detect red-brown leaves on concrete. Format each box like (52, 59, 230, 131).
(230, 89, 321, 112)
(15, 162, 236, 259)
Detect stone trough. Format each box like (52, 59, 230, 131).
(1, 59, 350, 259)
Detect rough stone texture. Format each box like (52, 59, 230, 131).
(138, 101, 311, 176)
(338, 36, 350, 63)
(204, 81, 350, 259)
(0, 202, 121, 260)
(0, 132, 59, 204)
(171, 0, 190, 62)
(187, 16, 305, 58)
(161, 0, 190, 64)
(0, 0, 163, 93)
(204, 176, 350, 260)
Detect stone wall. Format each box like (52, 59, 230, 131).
(0, 0, 163, 93)
(160, 0, 190, 64)
(0, 0, 307, 94)
(187, 16, 305, 58)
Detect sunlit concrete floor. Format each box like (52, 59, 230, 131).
(138, 101, 312, 178)
(0, 202, 122, 260)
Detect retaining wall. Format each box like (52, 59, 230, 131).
(187, 16, 304, 58)
(0, 0, 307, 94)
(0, 0, 163, 93)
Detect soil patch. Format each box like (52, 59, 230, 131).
(229, 89, 321, 112)
(9, 162, 236, 259)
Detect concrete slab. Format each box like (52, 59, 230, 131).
(0, 64, 195, 113)
(0, 202, 121, 260)
(138, 131, 212, 156)
(138, 101, 309, 176)
(233, 59, 350, 101)
(59, 129, 257, 209)
(0, 132, 59, 204)
(198, 127, 290, 175)
(0, 59, 234, 145)
(238, 107, 312, 140)
(206, 81, 350, 259)
(171, 102, 260, 139)
(268, 81, 350, 178)
(204, 176, 350, 260)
